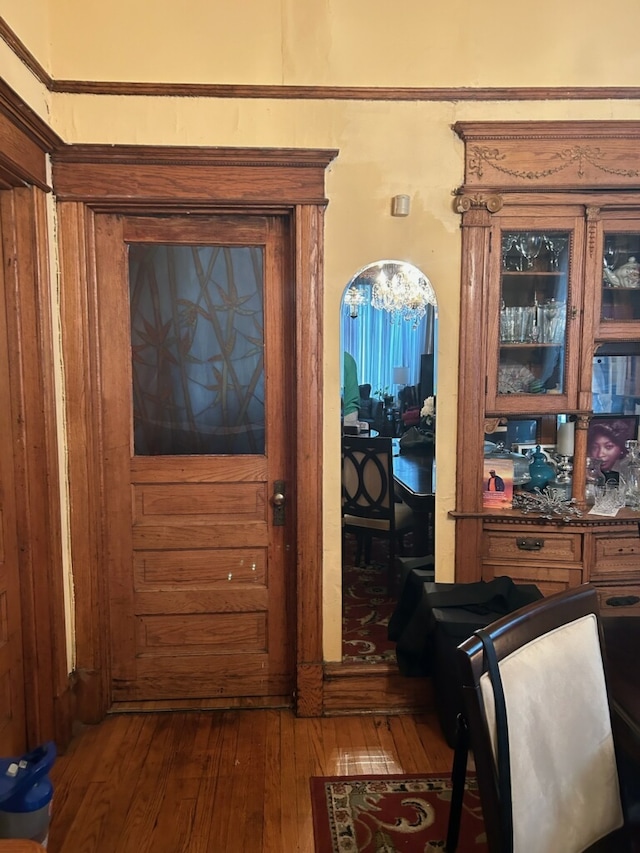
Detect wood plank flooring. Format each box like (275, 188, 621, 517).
(48, 709, 454, 852)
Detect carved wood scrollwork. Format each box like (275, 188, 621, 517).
(454, 193, 503, 214)
(575, 413, 592, 432)
(585, 206, 600, 259)
(468, 143, 640, 183)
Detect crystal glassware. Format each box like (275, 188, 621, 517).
(518, 235, 543, 269)
(585, 456, 606, 505)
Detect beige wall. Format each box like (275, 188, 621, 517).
(42, 0, 640, 88)
(0, 0, 50, 119)
(3, 0, 50, 67)
(3, 1, 640, 660)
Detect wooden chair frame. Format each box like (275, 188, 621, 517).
(341, 435, 413, 587)
(447, 584, 640, 852)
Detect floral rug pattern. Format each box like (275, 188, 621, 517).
(310, 773, 487, 852)
(342, 535, 397, 663)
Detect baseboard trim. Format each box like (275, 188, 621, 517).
(323, 660, 433, 715)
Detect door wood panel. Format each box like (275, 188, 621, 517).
(134, 482, 266, 520)
(0, 215, 26, 753)
(94, 213, 295, 705)
(134, 548, 266, 585)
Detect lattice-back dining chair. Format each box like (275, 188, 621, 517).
(446, 583, 640, 853)
(341, 435, 414, 590)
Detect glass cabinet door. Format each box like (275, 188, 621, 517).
(487, 222, 579, 414)
(592, 342, 640, 416)
(599, 224, 640, 333)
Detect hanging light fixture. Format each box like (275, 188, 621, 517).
(371, 264, 436, 328)
(343, 284, 367, 319)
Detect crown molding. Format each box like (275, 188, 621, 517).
(47, 80, 640, 103)
(51, 143, 338, 168)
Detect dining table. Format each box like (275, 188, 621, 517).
(392, 439, 435, 558)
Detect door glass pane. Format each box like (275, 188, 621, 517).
(129, 244, 264, 455)
(602, 232, 640, 321)
(498, 231, 569, 396)
(593, 342, 640, 416)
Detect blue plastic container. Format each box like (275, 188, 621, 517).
(0, 741, 56, 848)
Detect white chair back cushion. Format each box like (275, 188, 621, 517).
(479, 613, 623, 853)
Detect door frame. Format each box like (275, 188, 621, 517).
(52, 144, 337, 720)
(0, 82, 69, 749)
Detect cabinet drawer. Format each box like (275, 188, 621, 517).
(482, 563, 584, 597)
(595, 584, 640, 615)
(593, 536, 640, 576)
(483, 532, 582, 564)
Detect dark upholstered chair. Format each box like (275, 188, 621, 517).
(341, 435, 414, 588)
(397, 384, 418, 412)
(398, 385, 422, 430)
(356, 383, 383, 430)
(446, 583, 640, 852)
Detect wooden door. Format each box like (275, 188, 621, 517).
(95, 214, 295, 705)
(0, 226, 26, 751)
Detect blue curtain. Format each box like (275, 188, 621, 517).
(341, 298, 436, 398)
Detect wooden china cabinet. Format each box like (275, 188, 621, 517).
(452, 121, 640, 613)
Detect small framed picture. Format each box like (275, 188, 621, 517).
(483, 458, 514, 509)
(512, 443, 556, 462)
(587, 416, 638, 479)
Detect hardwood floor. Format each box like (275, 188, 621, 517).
(48, 708, 454, 852)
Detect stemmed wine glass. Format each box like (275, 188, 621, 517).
(502, 234, 522, 270)
(603, 241, 620, 273)
(543, 235, 568, 270)
(518, 234, 543, 269)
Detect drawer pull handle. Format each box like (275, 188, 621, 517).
(517, 538, 544, 551)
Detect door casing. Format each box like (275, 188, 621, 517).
(52, 145, 337, 720)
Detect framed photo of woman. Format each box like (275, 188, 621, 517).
(587, 416, 638, 482)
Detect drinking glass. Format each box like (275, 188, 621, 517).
(543, 235, 568, 270)
(518, 235, 543, 269)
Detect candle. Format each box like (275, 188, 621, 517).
(557, 422, 575, 457)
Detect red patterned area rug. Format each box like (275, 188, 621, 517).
(342, 534, 398, 663)
(310, 773, 487, 852)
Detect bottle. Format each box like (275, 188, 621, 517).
(585, 457, 606, 505)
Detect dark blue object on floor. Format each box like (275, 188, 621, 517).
(0, 741, 56, 846)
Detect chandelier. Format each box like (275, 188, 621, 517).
(343, 284, 367, 319)
(371, 265, 437, 328)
